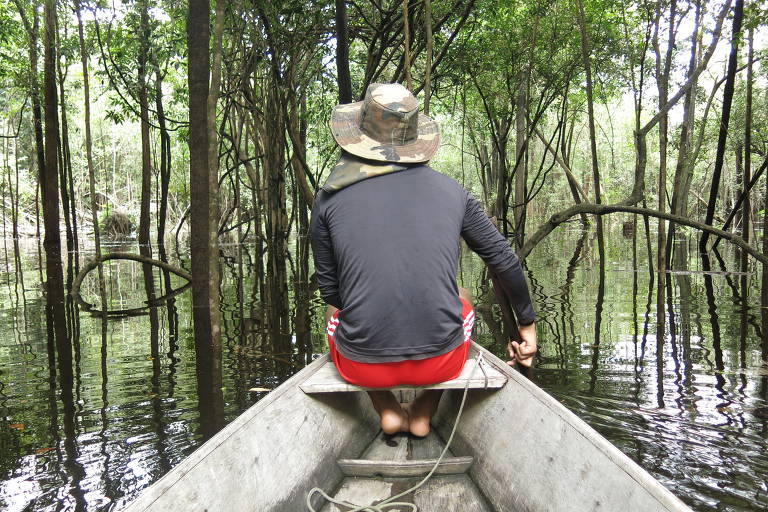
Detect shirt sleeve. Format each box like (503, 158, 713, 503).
(460, 191, 536, 325)
(310, 192, 343, 309)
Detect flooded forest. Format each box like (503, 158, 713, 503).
(1, 0, 768, 510)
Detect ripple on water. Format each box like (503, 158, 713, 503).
(4, 238, 768, 511)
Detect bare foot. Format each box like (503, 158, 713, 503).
(368, 391, 410, 435)
(404, 390, 443, 437)
(380, 404, 409, 434)
(403, 402, 430, 437)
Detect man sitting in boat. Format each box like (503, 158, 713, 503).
(310, 82, 537, 437)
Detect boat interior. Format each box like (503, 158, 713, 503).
(315, 389, 500, 512)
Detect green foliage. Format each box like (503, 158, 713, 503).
(0, 0, 765, 247)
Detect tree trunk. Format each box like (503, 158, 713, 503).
(263, 87, 291, 351)
(138, 0, 152, 247)
(188, 0, 222, 351)
(335, 0, 352, 103)
(653, 0, 677, 354)
(576, 0, 604, 262)
(42, 0, 60, 257)
(513, 71, 527, 248)
(741, 27, 753, 276)
(13, 2, 47, 216)
(75, 1, 107, 311)
(402, 0, 412, 90)
(56, 50, 75, 252)
(763, 120, 768, 360)
(666, 0, 701, 269)
(699, 0, 743, 251)
(155, 69, 171, 245)
(734, 142, 744, 231)
(423, 0, 433, 115)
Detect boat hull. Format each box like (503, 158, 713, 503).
(121, 344, 691, 511)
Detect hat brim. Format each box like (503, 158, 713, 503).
(330, 101, 440, 163)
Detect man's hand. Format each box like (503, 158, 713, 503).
(507, 322, 537, 367)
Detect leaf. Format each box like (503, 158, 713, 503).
(9, 423, 24, 430)
(35, 447, 54, 454)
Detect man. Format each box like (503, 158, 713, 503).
(310, 83, 537, 437)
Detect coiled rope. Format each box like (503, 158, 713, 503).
(306, 352, 485, 512)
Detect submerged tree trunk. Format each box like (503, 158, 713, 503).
(576, 0, 604, 263)
(42, 0, 60, 258)
(188, 0, 222, 353)
(666, 0, 701, 269)
(699, 0, 743, 251)
(653, 0, 677, 352)
(741, 27, 753, 277)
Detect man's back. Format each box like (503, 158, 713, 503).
(312, 162, 536, 364)
(311, 165, 467, 362)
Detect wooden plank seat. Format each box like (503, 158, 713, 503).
(337, 456, 474, 477)
(300, 349, 507, 394)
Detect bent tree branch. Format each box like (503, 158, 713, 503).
(519, 203, 768, 266)
(71, 252, 193, 316)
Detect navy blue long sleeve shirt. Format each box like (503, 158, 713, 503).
(310, 164, 535, 363)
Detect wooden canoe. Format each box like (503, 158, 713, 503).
(120, 343, 692, 511)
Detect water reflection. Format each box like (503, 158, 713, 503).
(2, 229, 768, 511)
(527, 231, 768, 511)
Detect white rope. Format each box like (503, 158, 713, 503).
(306, 353, 485, 512)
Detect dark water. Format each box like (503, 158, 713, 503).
(1, 227, 767, 511)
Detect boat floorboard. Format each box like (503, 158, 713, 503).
(319, 429, 502, 512)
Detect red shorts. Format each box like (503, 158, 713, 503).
(327, 297, 475, 388)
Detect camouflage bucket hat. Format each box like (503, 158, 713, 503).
(330, 83, 440, 163)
